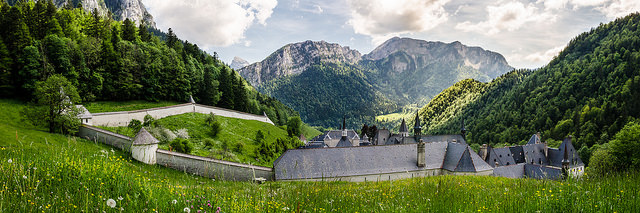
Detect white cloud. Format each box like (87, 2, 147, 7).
(455, 1, 554, 35)
(313, 5, 324, 14)
(524, 45, 565, 63)
(597, 0, 640, 18)
(346, 0, 450, 44)
(143, 0, 277, 47)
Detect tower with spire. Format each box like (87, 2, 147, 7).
(399, 119, 409, 137)
(413, 111, 422, 141)
(336, 116, 352, 147)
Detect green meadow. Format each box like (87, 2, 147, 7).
(2, 99, 639, 212)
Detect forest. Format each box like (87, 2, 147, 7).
(0, 0, 298, 126)
(419, 13, 640, 173)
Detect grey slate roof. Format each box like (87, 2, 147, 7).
(374, 129, 391, 145)
(399, 119, 408, 133)
(132, 127, 159, 145)
(491, 147, 517, 166)
(527, 134, 541, 145)
(493, 163, 526, 178)
(420, 135, 467, 145)
(508, 146, 525, 163)
(274, 142, 490, 180)
(524, 164, 563, 179)
(76, 105, 92, 119)
(336, 136, 352, 147)
(547, 138, 584, 167)
(522, 143, 549, 165)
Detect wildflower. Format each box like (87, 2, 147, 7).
(106, 199, 116, 208)
(172, 200, 178, 204)
(118, 196, 123, 201)
(22, 175, 27, 179)
(216, 207, 221, 213)
(8, 159, 12, 163)
(282, 207, 290, 211)
(183, 207, 191, 213)
(33, 167, 36, 170)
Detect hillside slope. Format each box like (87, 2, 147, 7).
(420, 13, 640, 162)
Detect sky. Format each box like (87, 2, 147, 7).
(141, 0, 640, 69)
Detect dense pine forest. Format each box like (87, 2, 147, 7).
(0, 1, 297, 125)
(420, 13, 640, 171)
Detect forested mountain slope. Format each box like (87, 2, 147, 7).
(0, 2, 297, 125)
(420, 13, 640, 163)
(240, 38, 512, 127)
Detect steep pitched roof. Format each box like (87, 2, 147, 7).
(547, 138, 584, 167)
(522, 144, 548, 165)
(336, 137, 352, 147)
(399, 119, 408, 133)
(527, 134, 541, 145)
(132, 127, 159, 146)
(491, 147, 517, 166)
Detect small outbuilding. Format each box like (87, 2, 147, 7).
(131, 127, 160, 165)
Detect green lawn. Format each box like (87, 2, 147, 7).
(83, 100, 181, 113)
(99, 112, 320, 167)
(2, 99, 639, 212)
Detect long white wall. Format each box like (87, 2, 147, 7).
(89, 103, 274, 127)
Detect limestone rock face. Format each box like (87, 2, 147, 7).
(53, 0, 156, 27)
(363, 37, 512, 79)
(238, 40, 361, 86)
(230, 56, 250, 70)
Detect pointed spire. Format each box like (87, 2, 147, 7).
(562, 142, 570, 164)
(189, 95, 195, 104)
(342, 116, 347, 137)
(413, 110, 422, 138)
(399, 118, 408, 135)
(461, 119, 467, 139)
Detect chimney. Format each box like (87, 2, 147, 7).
(417, 139, 425, 167)
(478, 144, 488, 161)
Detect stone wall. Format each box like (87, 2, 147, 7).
(78, 125, 132, 151)
(90, 103, 274, 127)
(156, 149, 274, 181)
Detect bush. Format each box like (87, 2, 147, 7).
(587, 146, 618, 177)
(143, 114, 155, 127)
(608, 121, 640, 170)
(205, 112, 216, 126)
(233, 142, 244, 154)
(286, 116, 302, 137)
(175, 128, 189, 139)
(128, 119, 142, 132)
(170, 138, 193, 154)
(210, 121, 221, 137)
(203, 138, 216, 148)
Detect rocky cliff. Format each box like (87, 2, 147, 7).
(53, 0, 155, 27)
(364, 37, 512, 79)
(230, 56, 250, 70)
(239, 40, 361, 86)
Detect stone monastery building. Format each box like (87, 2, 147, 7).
(275, 113, 584, 181)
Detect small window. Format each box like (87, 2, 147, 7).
(499, 155, 502, 157)
(507, 154, 510, 156)
(539, 159, 542, 164)
(506, 162, 510, 165)
(494, 159, 497, 162)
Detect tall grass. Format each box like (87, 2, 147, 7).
(2, 99, 639, 212)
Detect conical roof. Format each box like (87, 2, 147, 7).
(189, 95, 196, 104)
(399, 119, 408, 133)
(132, 127, 160, 146)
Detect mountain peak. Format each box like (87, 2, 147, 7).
(230, 57, 250, 70)
(239, 40, 361, 86)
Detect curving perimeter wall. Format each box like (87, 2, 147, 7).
(89, 103, 274, 127)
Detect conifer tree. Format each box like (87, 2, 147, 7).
(121, 18, 136, 41)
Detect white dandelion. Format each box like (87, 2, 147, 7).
(172, 199, 178, 204)
(106, 199, 116, 208)
(118, 196, 123, 201)
(183, 207, 190, 213)
(22, 175, 27, 179)
(7, 159, 12, 163)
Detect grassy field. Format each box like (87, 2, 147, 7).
(83, 100, 182, 113)
(2, 99, 639, 212)
(99, 112, 321, 167)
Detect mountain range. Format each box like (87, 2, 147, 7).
(239, 37, 513, 127)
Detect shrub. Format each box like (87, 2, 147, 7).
(143, 114, 156, 127)
(210, 121, 221, 137)
(233, 142, 244, 154)
(175, 128, 189, 139)
(203, 138, 216, 148)
(286, 116, 302, 137)
(205, 112, 216, 126)
(170, 138, 193, 154)
(128, 119, 142, 132)
(587, 146, 618, 177)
